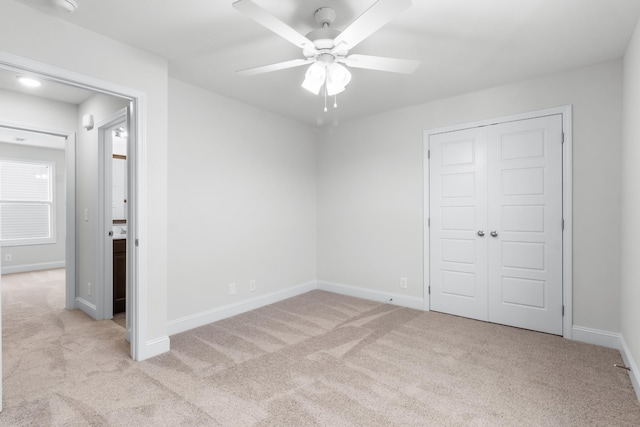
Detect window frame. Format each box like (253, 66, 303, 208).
(0, 157, 56, 247)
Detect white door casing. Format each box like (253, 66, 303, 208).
(428, 111, 565, 335)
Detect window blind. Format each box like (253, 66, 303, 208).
(0, 159, 54, 245)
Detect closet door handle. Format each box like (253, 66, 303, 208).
(490, 230, 499, 237)
(477, 230, 485, 237)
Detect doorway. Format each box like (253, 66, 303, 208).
(423, 106, 573, 337)
(0, 123, 75, 301)
(0, 52, 146, 363)
(96, 110, 130, 339)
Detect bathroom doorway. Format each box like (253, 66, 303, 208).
(97, 109, 131, 340)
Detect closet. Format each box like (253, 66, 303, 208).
(428, 114, 563, 335)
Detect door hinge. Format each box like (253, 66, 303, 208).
(428, 285, 431, 295)
(562, 218, 565, 230)
(562, 305, 565, 317)
(135, 238, 139, 247)
(428, 218, 430, 227)
(428, 149, 430, 159)
(562, 132, 565, 144)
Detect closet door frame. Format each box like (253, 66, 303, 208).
(423, 105, 573, 339)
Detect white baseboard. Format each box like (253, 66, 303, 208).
(167, 279, 424, 337)
(317, 280, 425, 310)
(1, 261, 65, 275)
(167, 280, 317, 336)
(571, 325, 621, 349)
(75, 297, 97, 318)
(619, 335, 640, 401)
(137, 336, 171, 361)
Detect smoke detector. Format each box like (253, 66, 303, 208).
(51, 0, 78, 13)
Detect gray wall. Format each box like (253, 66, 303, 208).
(75, 93, 130, 314)
(0, 89, 77, 274)
(167, 79, 317, 327)
(318, 60, 623, 334)
(0, 142, 66, 273)
(622, 15, 640, 385)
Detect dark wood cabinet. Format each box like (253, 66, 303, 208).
(113, 239, 126, 314)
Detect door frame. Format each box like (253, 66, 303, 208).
(0, 123, 75, 296)
(423, 105, 573, 339)
(0, 51, 147, 360)
(96, 110, 128, 324)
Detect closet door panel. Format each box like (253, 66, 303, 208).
(429, 128, 488, 321)
(487, 115, 563, 334)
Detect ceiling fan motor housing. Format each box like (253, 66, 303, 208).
(304, 27, 341, 57)
(314, 7, 336, 27)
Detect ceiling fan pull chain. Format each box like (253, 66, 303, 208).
(334, 94, 338, 109)
(324, 86, 328, 112)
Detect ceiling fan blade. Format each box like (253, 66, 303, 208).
(237, 58, 313, 76)
(233, 0, 316, 52)
(340, 54, 420, 74)
(333, 0, 412, 51)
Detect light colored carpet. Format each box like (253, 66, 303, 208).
(2, 269, 640, 426)
(112, 312, 126, 329)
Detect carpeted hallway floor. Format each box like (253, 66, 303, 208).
(2, 269, 640, 426)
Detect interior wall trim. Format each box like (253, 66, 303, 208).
(572, 325, 621, 349)
(317, 280, 424, 310)
(620, 334, 640, 401)
(166, 280, 317, 336)
(140, 336, 171, 361)
(1, 261, 65, 275)
(75, 296, 97, 318)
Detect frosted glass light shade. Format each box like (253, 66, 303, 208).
(326, 63, 351, 96)
(301, 62, 326, 95)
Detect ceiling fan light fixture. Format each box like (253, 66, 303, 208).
(234, 0, 420, 110)
(301, 62, 326, 95)
(326, 63, 351, 96)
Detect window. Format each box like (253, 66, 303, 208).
(0, 159, 55, 246)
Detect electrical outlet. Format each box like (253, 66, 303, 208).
(88, 282, 92, 296)
(400, 277, 408, 289)
(4, 253, 12, 262)
(229, 282, 236, 295)
(249, 280, 256, 292)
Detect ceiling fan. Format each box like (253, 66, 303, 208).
(233, 0, 420, 107)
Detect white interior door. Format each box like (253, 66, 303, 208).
(429, 114, 563, 335)
(487, 115, 563, 334)
(429, 127, 488, 321)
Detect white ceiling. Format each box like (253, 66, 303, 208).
(13, 0, 640, 126)
(0, 67, 94, 105)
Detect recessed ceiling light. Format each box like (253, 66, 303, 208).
(17, 76, 42, 88)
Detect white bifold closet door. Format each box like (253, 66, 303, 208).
(429, 114, 563, 335)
